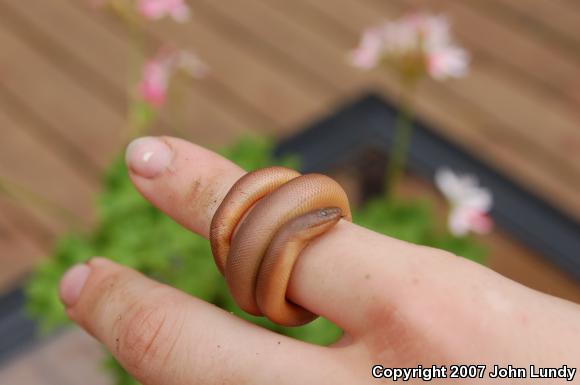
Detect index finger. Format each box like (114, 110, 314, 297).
(125, 136, 445, 335)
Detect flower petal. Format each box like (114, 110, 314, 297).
(137, 0, 191, 22)
(428, 46, 469, 80)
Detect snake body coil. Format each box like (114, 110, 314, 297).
(210, 166, 351, 326)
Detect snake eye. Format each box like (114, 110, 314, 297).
(318, 207, 341, 218)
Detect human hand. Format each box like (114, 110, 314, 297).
(59, 136, 580, 384)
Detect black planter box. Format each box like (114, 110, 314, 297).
(274, 92, 580, 281)
(0, 287, 37, 365)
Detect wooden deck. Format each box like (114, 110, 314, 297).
(1, 0, 580, 295)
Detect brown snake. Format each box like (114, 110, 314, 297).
(210, 166, 352, 326)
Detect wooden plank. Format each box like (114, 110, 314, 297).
(446, 61, 580, 175)
(0, 198, 54, 249)
(0, 0, 127, 103)
(472, 0, 580, 59)
(0, 329, 109, 385)
(0, 21, 123, 171)
(0, 109, 96, 228)
(0, 199, 47, 293)
(29, 329, 110, 385)
(0, 362, 53, 385)
(262, 0, 580, 220)
(187, 0, 378, 139)
(194, 0, 367, 94)
(153, 84, 251, 147)
(466, 0, 580, 108)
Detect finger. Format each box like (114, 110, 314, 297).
(125, 136, 455, 334)
(125, 136, 244, 237)
(59, 258, 353, 385)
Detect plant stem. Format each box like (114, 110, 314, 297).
(167, 72, 188, 138)
(385, 83, 416, 198)
(0, 176, 85, 230)
(119, 3, 148, 140)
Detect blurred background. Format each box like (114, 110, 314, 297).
(0, 0, 579, 384)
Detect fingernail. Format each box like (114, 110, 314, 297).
(125, 137, 172, 178)
(59, 263, 91, 307)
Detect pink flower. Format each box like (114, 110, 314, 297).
(138, 58, 172, 108)
(137, 0, 190, 22)
(350, 27, 384, 69)
(428, 46, 469, 80)
(176, 50, 209, 79)
(137, 49, 207, 108)
(448, 205, 493, 237)
(435, 168, 493, 236)
(350, 12, 469, 81)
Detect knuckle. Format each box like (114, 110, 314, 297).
(113, 286, 185, 376)
(364, 301, 407, 353)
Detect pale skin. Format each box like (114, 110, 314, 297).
(58, 136, 580, 385)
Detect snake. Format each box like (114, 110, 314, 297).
(210, 166, 352, 326)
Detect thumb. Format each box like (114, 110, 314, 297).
(59, 258, 343, 385)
